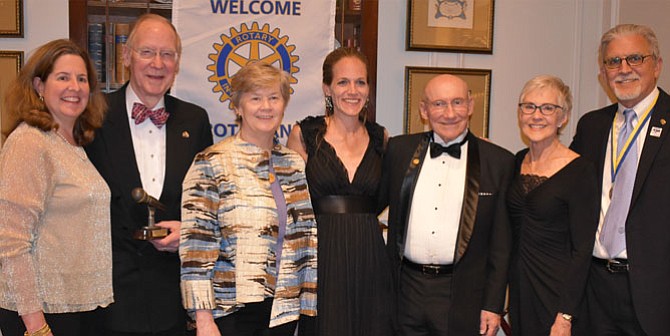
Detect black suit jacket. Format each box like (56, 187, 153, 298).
(379, 131, 514, 334)
(570, 88, 670, 336)
(85, 84, 213, 333)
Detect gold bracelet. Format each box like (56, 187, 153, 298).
(24, 323, 51, 336)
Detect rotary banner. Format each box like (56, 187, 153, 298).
(171, 0, 336, 142)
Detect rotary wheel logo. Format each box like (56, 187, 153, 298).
(207, 22, 300, 108)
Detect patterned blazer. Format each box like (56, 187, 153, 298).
(180, 135, 318, 327)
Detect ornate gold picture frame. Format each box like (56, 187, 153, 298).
(0, 0, 24, 37)
(1, 50, 24, 146)
(407, 0, 494, 53)
(404, 66, 491, 137)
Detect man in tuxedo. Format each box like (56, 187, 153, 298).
(379, 74, 513, 336)
(85, 14, 213, 335)
(570, 24, 668, 336)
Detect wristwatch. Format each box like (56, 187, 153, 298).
(560, 313, 573, 322)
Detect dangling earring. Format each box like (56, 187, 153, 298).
(39, 94, 44, 102)
(325, 96, 334, 115)
(359, 98, 370, 123)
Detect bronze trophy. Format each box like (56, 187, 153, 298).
(131, 187, 169, 240)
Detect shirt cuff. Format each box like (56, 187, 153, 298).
(181, 279, 216, 311)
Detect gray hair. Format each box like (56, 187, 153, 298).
(127, 14, 182, 56)
(599, 24, 660, 64)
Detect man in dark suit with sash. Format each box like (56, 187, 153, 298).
(571, 23, 668, 336)
(379, 74, 513, 336)
(85, 14, 213, 335)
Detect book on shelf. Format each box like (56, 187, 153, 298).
(115, 23, 130, 85)
(88, 23, 105, 85)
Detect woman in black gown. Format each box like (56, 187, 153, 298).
(507, 75, 599, 336)
(287, 47, 394, 336)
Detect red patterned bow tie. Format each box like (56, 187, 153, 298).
(132, 102, 169, 128)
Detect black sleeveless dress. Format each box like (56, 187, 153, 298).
(298, 116, 395, 336)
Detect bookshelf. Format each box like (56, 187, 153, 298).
(69, 1, 170, 92)
(335, 0, 378, 119)
(68, 0, 378, 118)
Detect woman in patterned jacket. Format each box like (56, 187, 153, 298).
(179, 62, 317, 336)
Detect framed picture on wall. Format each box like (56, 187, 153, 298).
(1, 50, 24, 146)
(404, 66, 491, 137)
(0, 0, 24, 37)
(406, 0, 494, 53)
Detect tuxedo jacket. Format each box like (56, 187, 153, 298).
(379, 131, 514, 334)
(85, 84, 213, 333)
(570, 88, 670, 336)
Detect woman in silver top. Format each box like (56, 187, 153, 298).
(0, 39, 112, 336)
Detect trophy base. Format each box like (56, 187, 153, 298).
(133, 226, 169, 240)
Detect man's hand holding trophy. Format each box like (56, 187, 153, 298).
(131, 187, 169, 240)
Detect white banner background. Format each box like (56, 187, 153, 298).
(172, 0, 335, 142)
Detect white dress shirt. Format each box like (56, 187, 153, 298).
(594, 88, 658, 259)
(404, 131, 468, 265)
(125, 85, 167, 199)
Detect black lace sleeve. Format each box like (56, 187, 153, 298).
(297, 115, 326, 158)
(366, 121, 386, 155)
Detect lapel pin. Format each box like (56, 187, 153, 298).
(182, 131, 190, 138)
(650, 126, 663, 138)
(661, 118, 666, 125)
(412, 158, 420, 165)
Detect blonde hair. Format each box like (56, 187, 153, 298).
(519, 74, 572, 115)
(231, 62, 291, 106)
(230, 62, 291, 123)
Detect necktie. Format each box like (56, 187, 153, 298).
(430, 137, 468, 159)
(601, 108, 638, 258)
(132, 102, 169, 128)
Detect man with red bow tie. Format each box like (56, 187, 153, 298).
(85, 14, 213, 336)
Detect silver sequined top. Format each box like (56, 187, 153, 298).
(0, 123, 113, 315)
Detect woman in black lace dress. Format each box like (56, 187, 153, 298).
(287, 47, 395, 336)
(506, 75, 599, 336)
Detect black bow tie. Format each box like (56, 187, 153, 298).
(430, 138, 468, 159)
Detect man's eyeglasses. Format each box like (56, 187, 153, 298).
(424, 98, 469, 112)
(603, 54, 654, 69)
(131, 47, 179, 62)
(518, 103, 563, 116)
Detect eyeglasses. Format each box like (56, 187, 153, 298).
(518, 102, 563, 116)
(424, 98, 469, 112)
(131, 47, 179, 62)
(603, 54, 654, 69)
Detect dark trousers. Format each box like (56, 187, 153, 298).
(87, 306, 191, 336)
(214, 299, 313, 336)
(0, 308, 96, 336)
(587, 259, 647, 336)
(397, 267, 452, 336)
(99, 323, 191, 336)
